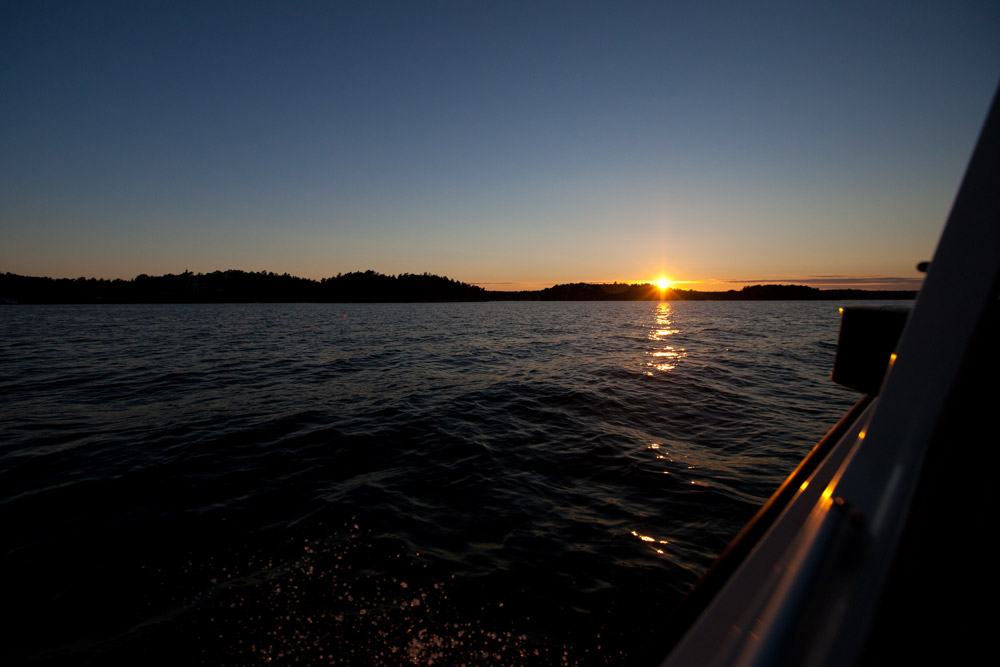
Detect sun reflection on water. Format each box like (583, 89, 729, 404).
(630, 530, 670, 555)
(646, 303, 687, 373)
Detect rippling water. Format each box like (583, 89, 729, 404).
(1, 301, 863, 665)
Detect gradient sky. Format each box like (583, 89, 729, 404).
(2, 1, 998, 290)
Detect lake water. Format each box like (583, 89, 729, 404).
(1, 301, 864, 665)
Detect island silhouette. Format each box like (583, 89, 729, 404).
(0, 269, 917, 304)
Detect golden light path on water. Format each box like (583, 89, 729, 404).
(632, 304, 692, 559)
(647, 303, 686, 374)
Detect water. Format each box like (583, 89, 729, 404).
(1, 301, 863, 665)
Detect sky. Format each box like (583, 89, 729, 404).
(2, 1, 998, 291)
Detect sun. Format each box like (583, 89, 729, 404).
(655, 278, 672, 290)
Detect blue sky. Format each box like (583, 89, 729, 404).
(2, 1, 997, 290)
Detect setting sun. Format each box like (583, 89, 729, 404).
(656, 278, 672, 290)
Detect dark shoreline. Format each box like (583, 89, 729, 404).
(1, 269, 917, 304)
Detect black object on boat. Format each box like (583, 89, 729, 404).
(831, 307, 909, 394)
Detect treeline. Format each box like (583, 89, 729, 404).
(676, 284, 917, 301)
(0, 271, 916, 304)
(489, 282, 660, 300)
(489, 282, 917, 301)
(0, 270, 487, 304)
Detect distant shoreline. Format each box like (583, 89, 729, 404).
(1, 270, 918, 304)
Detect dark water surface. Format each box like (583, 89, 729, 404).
(1, 302, 861, 665)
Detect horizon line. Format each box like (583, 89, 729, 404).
(3, 268, 922, 293)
